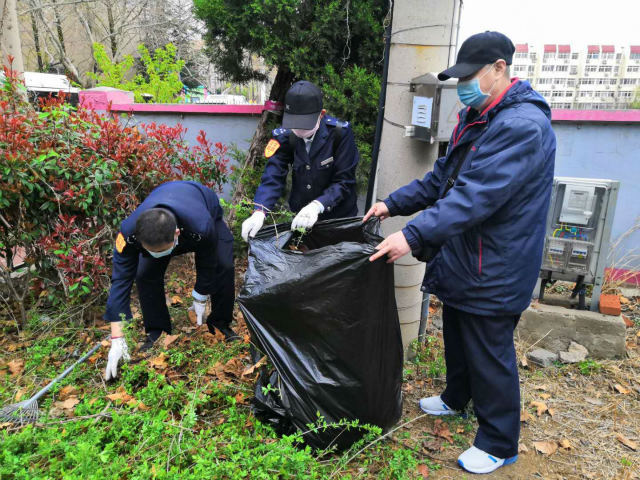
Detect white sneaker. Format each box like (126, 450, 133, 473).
(418, 395, 458, 416)
(457, 446, 518, 474)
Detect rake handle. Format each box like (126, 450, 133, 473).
(29, 337, 108, 403)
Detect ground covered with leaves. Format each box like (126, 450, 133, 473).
(1, 261, 639, 479)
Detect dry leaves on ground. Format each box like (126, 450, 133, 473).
(417, 464, 430, 478)
(54, 397, 80, 410)
(432, 419, 454, 444)
(58, 385, 78, 401)
(242, 356, 267, 377)
(106, 386, 134, 404)
(8, 359, 24, 377)
(530, 401, 548, 416)
(533, 440, 558, 456)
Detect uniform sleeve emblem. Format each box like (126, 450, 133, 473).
(264, 139, 281, 158)
(115, 232, 126, 253)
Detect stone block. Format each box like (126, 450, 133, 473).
(518, 303, 626, 359)
(527, 348, 558, 367)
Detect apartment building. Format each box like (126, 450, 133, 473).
(512, 44, 640, 109)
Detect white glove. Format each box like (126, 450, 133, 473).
(189, 300, 207, 325)
(241, 210, 266, 241)
(291, 201, 324, 230)
(105, 337, 130, 380)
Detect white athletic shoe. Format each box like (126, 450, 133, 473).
(457, 445, 518, 474)
(418, 395, 458, 416)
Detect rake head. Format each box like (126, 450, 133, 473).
(0, 399, 39, 425)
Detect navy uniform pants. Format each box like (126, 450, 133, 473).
(135, 230, 235, 335)
(439, 304, 520, 459)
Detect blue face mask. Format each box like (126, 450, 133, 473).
(456, 64, 497, 108)
(147, 236, 178, 258)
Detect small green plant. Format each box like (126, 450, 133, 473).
(411, 336, 446, 378)
(578, 359, 602, 375)
(620, 457, 633, 467)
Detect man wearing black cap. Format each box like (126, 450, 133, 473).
(365, 31, 555, 474)
(241, 80, 359, 240)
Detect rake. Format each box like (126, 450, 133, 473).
(0, 337, 106, 425)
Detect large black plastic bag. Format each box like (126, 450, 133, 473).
(238, 217, 403, 450)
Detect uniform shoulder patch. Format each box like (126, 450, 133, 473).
(115, 232, 126, 253)
(272, 128, 288, 136)
(264, 139, 281, 158)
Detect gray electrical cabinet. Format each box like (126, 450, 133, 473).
(407, 72, 462, 143)
(539, 177, 619, 311)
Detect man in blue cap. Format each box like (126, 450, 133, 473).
(365, 31, 556, 474)
(103, 181, 236, 380)
(241, 80, 359, 240)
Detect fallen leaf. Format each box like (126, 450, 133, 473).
(417, 464, 430, 478)
(622, 315, 634, 328)
(616, 434, 638, 451)
(559, 438, 572, 450)
(187, 309, 198, 324)
(540, 393, 552, 400)
(223, 357, 245, 377)
(150, 352, 169, 369)
(234, 392, 247, 405)
(106, 386, 134, 404)
(163, 334, 179, 348)
(101, 339, 110, 347)
(614, 384, 631, 395)
(8, 359, 24, 377)
(534, 385, 549, 391)
(620, 296, 630, 305)
(56, 397, 79, 410)
(58, 385, 78, 401)
(521, 410, 534, 423)
(530, 401, 548, 417)
(243, 334, 251, 344)
(518, 443, 529, 453)
(14, 388, 28, 402)
(456, 426, 465, 434)
(533, 440, 558, 456)
(171, 295, 182, 305)
(520, 356, 529, 368)
(137, 401, 150, 412)
(432, 419, 454, 443)
(88, 398, 98, 406)
(242, 356, 267, 377)
(548, 407, 557, 418)
(422, 439, 444, 452)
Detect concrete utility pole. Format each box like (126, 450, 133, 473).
(373, 0, 461, 354)
(1, 0, 25, 73)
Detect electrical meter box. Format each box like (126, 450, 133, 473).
(407, 72, 463, 143)
(539, 177, 619, 311)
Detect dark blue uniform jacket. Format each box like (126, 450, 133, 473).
(384, 80, 556, 316)
(104, 181, 232, 322)
(253, 115, 359, 218)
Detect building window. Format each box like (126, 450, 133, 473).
(622, 78, 638, 85)
(552, 91, 563, 97)
(587, 52, 600, 60)
(630, 53, 640, 60)
(628, 66, 640, 73)
(567, 79, 576, 87)
(585, 65, 598, 72)
(571, 53, 579, 60)
(565, 91, 573, 97)
(542, 65, 554, 72)
(620, 91, 634, 98)
(616, 53, 622, 60)
(557, 53, 569, 59)
(598, 65, 612, 73)
(543, 52, 555, 59)
(610, 79, 618, 85)
(570, 66, 578, 75)
(530, 53, 537, 61)
(602, 52, 614, 59)
(580, 91, 591, 97)
(538, 78, 553, 84)
(580, 78, 595, 85)
(555, 65, 568, 72)
(515, 52, 528, 59)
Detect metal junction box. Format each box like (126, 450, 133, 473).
(407, 72, 462, 143)
(539, 177, 619, 311)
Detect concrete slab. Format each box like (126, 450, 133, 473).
(518, 303, 626, 359)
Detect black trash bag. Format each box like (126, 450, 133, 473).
(238, 217, 403, 450)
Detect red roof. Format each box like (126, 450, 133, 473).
(588, 45, 600, 53)
(601, 45, 615, 53)
(631, 46, 640, 54)
(515, 43, 528, 53)
(544, 44, 557, 53)
(558, 45, 570, 53)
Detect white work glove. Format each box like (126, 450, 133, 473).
(189, 290, 208, 326)
(105, 337, 130, 381)
(241, 210, 266, 241)
(291, 201, 324, 230)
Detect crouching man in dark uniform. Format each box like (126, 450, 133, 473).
(241, 80, 360, 240)
(104, 180, 236, 380)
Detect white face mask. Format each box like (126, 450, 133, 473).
(292, 114, 322, 139)
(147, 235, 178, 258)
